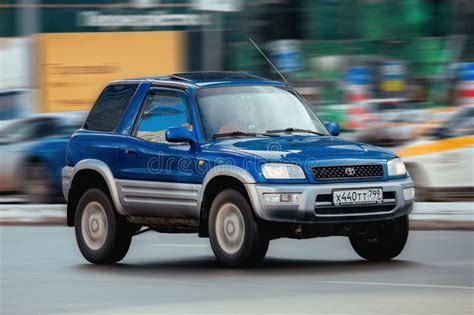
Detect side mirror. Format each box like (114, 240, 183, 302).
(325, 121, 340, 136)
(165, 126, 197, 144)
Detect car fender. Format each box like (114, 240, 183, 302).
(23, 139, 68, 193)
(198, 165, 257, 209)
(64, 159, 128, 216)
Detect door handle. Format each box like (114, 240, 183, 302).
(123, 148, 137, 155)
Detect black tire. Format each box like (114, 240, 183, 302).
(75, 188, 132, 264)
(350, 215, 409, 261)
(209, 189, 269, 267)
(23, 161, 55, 204)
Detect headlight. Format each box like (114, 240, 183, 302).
(261, 163, 305, 179)
(387, 158, 407, 176)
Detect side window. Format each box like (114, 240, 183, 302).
(451, 110, 474, 137)
(0, 120, 36, 143)
(444, 107, 474, 138)
(1, 118, 57, 143)
(31, 118, 58, 139)
(134, 89, 190, 144)
(84, 84, 138, 132)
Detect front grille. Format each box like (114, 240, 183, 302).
(312, 165, 383, 180)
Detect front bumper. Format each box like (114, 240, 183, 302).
(245, 177, 414, 223)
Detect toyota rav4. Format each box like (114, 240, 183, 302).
(63, 72, 414, 267)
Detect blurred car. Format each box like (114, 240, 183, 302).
(345, 98, 407, 130)
(359, 118, 415, 147)
(0, 89, 30, 129)
(416, 107, 457, 137)
(397, 106, 474, 201)
(357, 100, 434, 146)
(0, 112, 85, 203)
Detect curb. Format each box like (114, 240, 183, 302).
(0, 203, 472, 230)
(410, 220, 474, 231)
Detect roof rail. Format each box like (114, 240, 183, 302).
(169, 71, 265, 82)
(168, 74, 195, 82)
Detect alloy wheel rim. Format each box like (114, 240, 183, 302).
(81, 201, 108, 250)
(215, 203, 245, 255)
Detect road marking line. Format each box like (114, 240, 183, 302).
(317, 280, 473, 290)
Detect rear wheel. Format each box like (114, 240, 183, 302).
(209, 189, 269, 267)
(23, 162, 55, 204)
(75, 188, 132, 264)
(350, 215, 409, 261)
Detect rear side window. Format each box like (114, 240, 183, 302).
(84, 84, 138, 132)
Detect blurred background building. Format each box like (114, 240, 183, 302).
(1, 0, 473, 116)
(0, 0, 473, 202)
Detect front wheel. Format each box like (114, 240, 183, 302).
(349, 215, 409, 261)
(75, 188, 132, 264)
(209, 189, 269, 267)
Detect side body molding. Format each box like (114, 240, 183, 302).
(62, 159, 129, 216)
(63, 163, 260, 219)
(116, 179, 201, 218)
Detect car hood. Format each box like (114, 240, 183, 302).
(206, 136, 395, 162)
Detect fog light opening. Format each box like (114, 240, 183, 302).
(263, 193, 300, 204)
(403, 187, 415, 200)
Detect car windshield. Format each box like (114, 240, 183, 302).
(196, 85, 329, 140)
(0, 116, 83, 145)
(442, 106, 474, 137)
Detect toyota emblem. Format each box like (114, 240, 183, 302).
(345, 167, 356, 176)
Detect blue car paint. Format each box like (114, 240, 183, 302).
(66, 76, 405, 187)
(199, 136, 400, 184)
(116, 81, 152, 136)
(24, 137, 70, 194)
(165, 126, 197, 143)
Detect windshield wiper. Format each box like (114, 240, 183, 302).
(212, 131, 278, 139)
(266, 128, 326, 136)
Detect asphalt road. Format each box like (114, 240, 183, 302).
(1, 227, 473, 315)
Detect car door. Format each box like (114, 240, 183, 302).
(0, 121, 24, 191)
(428, 107, 474, 189)
(440, 109, 474, 188)
(0, 117, 59, 192)
(115, 87, 200, 218)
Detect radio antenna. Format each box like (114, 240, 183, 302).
(249, 37, 288, 83)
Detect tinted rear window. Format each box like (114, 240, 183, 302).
(84, 84, 138, 132)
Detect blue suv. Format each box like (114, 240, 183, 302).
(63, 72, 414, 267)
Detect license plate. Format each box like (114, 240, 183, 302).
(333, 188, 383, 206)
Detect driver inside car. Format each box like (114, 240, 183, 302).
(217, 99, 253, 134)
